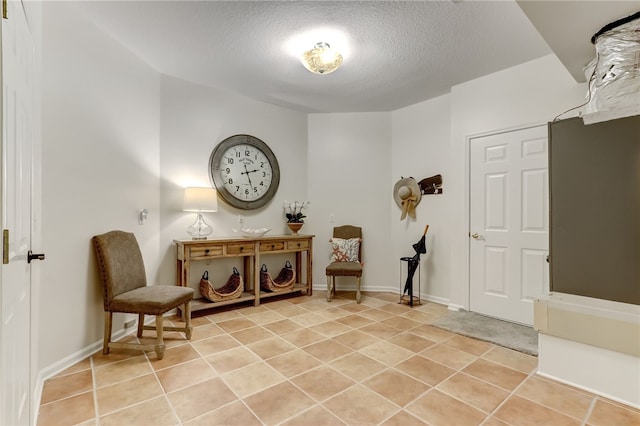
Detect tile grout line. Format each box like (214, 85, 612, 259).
(175, 298, 474, 423)
(208, 324, 291, 424)
(242, 299, 482, 424)
(146, 349, 184, 426)
(89, 356, 100, 425)
(505, 370, 600, 424)
(141, 306, 441, 423)
(208, 299, 408, 424)
(211, 313, 315, 425)
(420, 345, 513, 423)
(582, 397, 598, 426)
(482, 367, 539, 425)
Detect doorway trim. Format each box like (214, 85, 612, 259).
(453, 120, 549, 315)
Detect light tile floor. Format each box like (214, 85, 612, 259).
(37, 292, 640, 426)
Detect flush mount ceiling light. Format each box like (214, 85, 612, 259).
(301, 42, 343, 75)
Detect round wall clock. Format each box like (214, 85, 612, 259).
(209, 134, 280, 210)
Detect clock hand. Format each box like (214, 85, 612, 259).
(241, 167, 259, 175)
(243, 164, 254, 188)
(241, 166, 260, 175)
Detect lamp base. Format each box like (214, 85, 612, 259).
(187, 212, 213, 240)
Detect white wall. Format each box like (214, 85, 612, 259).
(447, 54, 587, 310)
(391, 94, 452, 303)
(40, 3, 311, 374)
(41, 3, 161, 370)
(157, 75, 308, 287)
(39, 12, 590, 372)
(39, 6, 637, 410)
(40, 4, 311, 370)
(306, 56, 587, 306)
(308, 113, 392, 291)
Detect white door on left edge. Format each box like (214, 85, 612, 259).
(1, 1, 36, 424)
(469, 125, 549, 325)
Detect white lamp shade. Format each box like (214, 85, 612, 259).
(183, 187, 218, 212)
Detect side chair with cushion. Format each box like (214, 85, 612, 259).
(92, 230, 194, 360)
(326, 225, 363, 303)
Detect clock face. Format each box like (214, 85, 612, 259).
(209, 135, 280, 210)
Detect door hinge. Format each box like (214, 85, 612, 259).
(2, 0, 7, 20)
(3, 229, 9, 264)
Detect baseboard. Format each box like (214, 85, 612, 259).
(33, 326, 130, 426)
(312, 283, 394, 293)
(417, 294, 449, 306)
(447, 303, 465, 312)
(538, 333, 640, 408)
(31, 309, 183, 426)
(37, 329, 124, 385)
(536, 370, 640, 411)
(311, 284, 450, 307)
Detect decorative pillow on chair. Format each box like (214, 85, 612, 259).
(330, 238, 361, 262)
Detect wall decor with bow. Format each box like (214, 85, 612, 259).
(393, 174, 443, 221)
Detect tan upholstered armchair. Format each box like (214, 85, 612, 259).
(92, 231, 194, 360)
(326, 225, 363, 303)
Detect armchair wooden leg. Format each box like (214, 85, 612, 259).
(184, 301, 193, 340)
(137, 313, 144, 338)
(326, 275, 333, 302)
(103, 312, 112, 355)
(356, 277, 362, 304)
(154, 315, 166, 360)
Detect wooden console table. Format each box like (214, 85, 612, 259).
(174, 234, 313, 314)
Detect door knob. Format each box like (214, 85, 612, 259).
(27, 250, 45, 263)
(471, 233, 483, 240)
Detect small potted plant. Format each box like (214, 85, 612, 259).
(284, 201, 310, 234)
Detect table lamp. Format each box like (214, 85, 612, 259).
(183, 187, 217, 240)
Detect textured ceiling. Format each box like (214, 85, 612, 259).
(72, 1, 635, 113)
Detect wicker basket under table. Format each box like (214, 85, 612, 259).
(199, 268, 243, 302)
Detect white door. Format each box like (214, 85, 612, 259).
(469, 125, 549, 325)
(1, 1, 37, 424)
